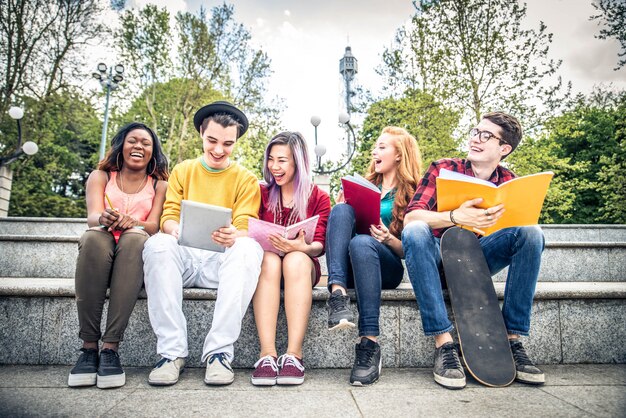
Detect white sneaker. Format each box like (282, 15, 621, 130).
(148, 357, 185, 386)
(204, 353, 234, 386)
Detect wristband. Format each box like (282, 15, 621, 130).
(449, 210, 458, 225)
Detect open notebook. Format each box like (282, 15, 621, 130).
(248, 215, 319, 256)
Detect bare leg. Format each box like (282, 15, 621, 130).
(282, 252, 314, 359)
(330, 283, 347, 295)
(253, 252, 282, 358)
(435, 332, 454, 348)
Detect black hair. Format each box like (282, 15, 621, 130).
(98, 122, 169, 180)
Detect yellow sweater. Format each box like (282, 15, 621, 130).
(161, 158, 260, 231)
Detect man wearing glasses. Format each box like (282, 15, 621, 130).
(402, 111, 545, 389)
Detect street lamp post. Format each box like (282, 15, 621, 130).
(92, 63, 124, 160)
(0, 106, 39, 216)
(310, 115, 322, 169)
(310, 45, 359, 191)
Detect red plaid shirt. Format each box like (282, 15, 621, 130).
(405, 158, 516, 237)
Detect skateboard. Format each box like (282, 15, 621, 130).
(440, 227, 516, 387)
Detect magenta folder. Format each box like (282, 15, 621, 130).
(341, 174, 381, 235)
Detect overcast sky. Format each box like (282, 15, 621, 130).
(121, 0, 625, 158)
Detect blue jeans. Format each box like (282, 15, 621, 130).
(326, 204, 404, 336)
(401, 221, 545, 337)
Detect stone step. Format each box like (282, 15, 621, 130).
(1, 235, 625, 282)
(2, 217, 626, 242)
(0, 217, 87, 237)
(0, 279, 624, 368)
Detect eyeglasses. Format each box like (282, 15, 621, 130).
(469, 128, 503, 143)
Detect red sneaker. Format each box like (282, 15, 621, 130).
(251, 355, 278, 386)
(277, 354, 305, 385)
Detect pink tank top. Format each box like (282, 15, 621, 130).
(104, 171, 155, 222)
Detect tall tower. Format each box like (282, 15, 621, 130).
(339, 46, 358, 115)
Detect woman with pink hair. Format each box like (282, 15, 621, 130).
(250, 131, 330, 386)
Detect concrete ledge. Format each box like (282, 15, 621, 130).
(2, 278, 626, 300)
(0, 235, 80, 243)
(3, 217, 625, 242)
(2, 235, 625, 282)
(4, 235, 626, 247)
(1, 290, 624, 367)
(0, 218, 87, 236)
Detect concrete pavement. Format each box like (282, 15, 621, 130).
(1, 364, 624, 417)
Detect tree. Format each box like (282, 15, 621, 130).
(116, 4, 172, 132)
(537, 89, 626, 223)
(506, 135, 590, 224)
(0, 0, 107, 116)
(589, 92, 626, 223)
(591, 0, 626, 70)
(379, 0, 566, 127)
(116, 4, 275, 168)
(8, 90, 101, 217)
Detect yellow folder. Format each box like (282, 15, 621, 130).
(436, 170, 554, 236)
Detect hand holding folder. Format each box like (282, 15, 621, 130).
(341, 174, 381, 235)
(436, 169, 554, 236)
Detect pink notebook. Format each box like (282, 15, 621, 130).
(248, 215, 320, 256)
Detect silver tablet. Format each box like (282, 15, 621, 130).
(178, 200, 232, 253)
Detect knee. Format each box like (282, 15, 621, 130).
(260, 252, 282, 276)
(519, 226, 545, 251)
(348, 235, 376, 259)
(282, 251, 313, 271)
(230, 236, 263, 264)
(143, 233, 177, 261)
(117, 229, 148, 252)
(79, 229, 113, 253)
(401, 221, 432, 248)
(329, 203, 355, 222)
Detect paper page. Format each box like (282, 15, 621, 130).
(248, 218, 286, 254)
(439, 169, 496, 188)
(284, 215, 320, 242)
(344, 173, 381, 193)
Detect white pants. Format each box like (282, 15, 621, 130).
(143, 233, 262, 363)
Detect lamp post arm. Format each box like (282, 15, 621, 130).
(0, 149, 25, 167)
(0, 119, 24, 167)
(313, 122, 357, 175)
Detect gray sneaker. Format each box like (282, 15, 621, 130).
(433, 342, 466, 389)
(148, 357, 185, 386)
(327, 289, 355, 330)
(510, 339, 545, 384)
(205, 353, 234, 386)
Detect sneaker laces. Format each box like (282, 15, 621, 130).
(277, 354, 304, 372)
(354, 344, 376, 367)
(328, 291, 348, 311)
(510, 340, 534, 367)
(154, 357, 171, 368)
(440, 344, 462, 370)
(209, 352, 232, 371)
(100, 349, 119, 362)
(254, 355, 278, 372)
